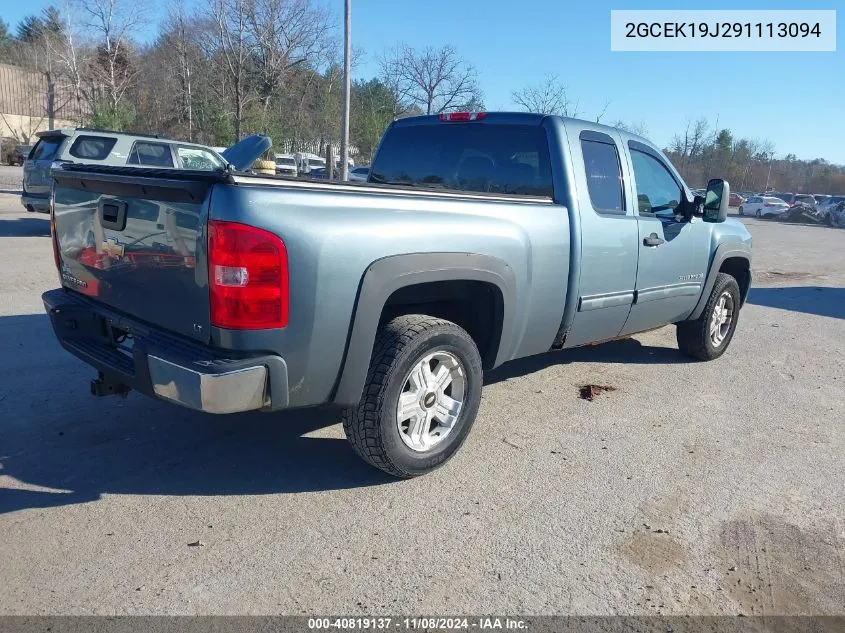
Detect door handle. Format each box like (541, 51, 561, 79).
(643, 233, 664, 247)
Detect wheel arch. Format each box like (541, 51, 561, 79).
(332, 253, 517, 407)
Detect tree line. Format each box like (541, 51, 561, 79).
(1, 2, 843, 192)
(665, 117, 845, 194)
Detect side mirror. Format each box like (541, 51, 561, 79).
(703, 178, 730, 222)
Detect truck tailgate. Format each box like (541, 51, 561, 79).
(52, 166, 220, 343)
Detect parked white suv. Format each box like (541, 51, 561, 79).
(21, 128, 225, 213)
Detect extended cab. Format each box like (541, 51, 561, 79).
(43, 113, 752, 477)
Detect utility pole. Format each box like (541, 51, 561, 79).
(339, 0, 351, 182)
(764, 151, 775, 192)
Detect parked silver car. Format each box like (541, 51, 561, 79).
(738, 195, 790, 218)
(21, 128, 226, 213)
(348, 165, 370, 182)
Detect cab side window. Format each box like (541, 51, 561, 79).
(580, 135, 625, 214)
(629, 149, 682, 216)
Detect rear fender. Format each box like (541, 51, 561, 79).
(332, 253, 517, 407)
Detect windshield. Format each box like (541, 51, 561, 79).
(175, 146, 224, 171)
(371, 122, 553, 197)
(275, 157, 295, 166)
(309, 158, 326, 167)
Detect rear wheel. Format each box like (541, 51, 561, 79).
(755, 209, 762, 218)
(342, 314, 483, 478)
(677, 273, 741, 361)
(738, 206, 744, 216)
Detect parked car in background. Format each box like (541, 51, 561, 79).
(817, 195, 845, 216)
(293, 152, 326, 175)
(739, 195, 790, 218)
(814, 194, 831, 206)
(729, 192, 745, 207)
(349, 165, 370, 182)
(791, 194, 817, 208)
(825, 200, 845, 227)
(9, 144, 33, 166)
(21, 128, 226, 213)
(309, 167, 340, 180)
(274, 154, 298, 177)
(767, 192, 796, 206)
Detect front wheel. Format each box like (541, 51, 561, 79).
(342, 314, 483, 478)
(677, 273, 741, 361)
(738, 206, 744, 216)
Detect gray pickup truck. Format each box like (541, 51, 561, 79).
(43, 112, 752, 477)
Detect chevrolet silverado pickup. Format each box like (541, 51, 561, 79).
(43, 112, 752, 477)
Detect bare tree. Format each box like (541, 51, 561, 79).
(46, 0, 91, 125)
(170, 4, 194, 140)
(595, 100, 610, 123)
(669, 117, 710, 172)
(512, 74, 574, 116)
(244, 0, 332, 126)
(379, 44, 482, 115)
(80, 0, 145, 125)
(612, 119, 648, 136)
(206, 0, 254, 140)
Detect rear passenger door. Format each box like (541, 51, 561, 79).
(563, 125, 640, 347)
(619, 141, 712, 336)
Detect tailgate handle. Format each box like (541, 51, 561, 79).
(99, 199, 128, 231)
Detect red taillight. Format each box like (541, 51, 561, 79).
(438, 112, 486, 122)
(208, 220, 288, 330)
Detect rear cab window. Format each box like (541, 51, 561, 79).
(580, 131, 624, 214)
(30, 136, 65, 161)
(128, 141, 174, 168)
(371, 121, 554, 197)
(68, 135, 118, 161)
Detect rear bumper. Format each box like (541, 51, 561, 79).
(42, 288, 289, 414)
(21, 192, 50, 213)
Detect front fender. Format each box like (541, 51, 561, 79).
(689, 242, 752, 320)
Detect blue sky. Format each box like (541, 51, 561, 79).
(4, 0, 842, 163)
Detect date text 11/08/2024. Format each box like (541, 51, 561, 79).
(307, 618, 528, 630)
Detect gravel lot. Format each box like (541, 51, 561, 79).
(1, 172, 843, 616)
(0, 164, 23, 194)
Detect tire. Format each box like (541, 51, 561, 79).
(342, 314, 483, 478)
(253, 159, 276, 175)
(676, 273, 741, 361)
(755, 210, 761, 218)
